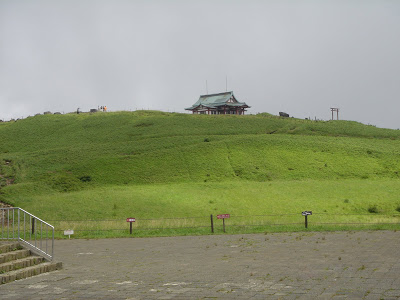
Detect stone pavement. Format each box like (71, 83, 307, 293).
(1, 230, 400, 299)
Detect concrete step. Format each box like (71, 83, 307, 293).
(0, 242, 21, 254)
(0, 255, 44, 273)
(0, 261, 62, 284)
(0, 249, 30, 264)
(0, 242, 62, 284)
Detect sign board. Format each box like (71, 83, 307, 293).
(64, 229, 74, 239)
(301, 211, 312, 216)
(126, 218, 136, 222)
(217, 214, 230, 219)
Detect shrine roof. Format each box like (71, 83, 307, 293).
(185, 91, 250, 110)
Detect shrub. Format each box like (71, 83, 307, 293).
(45, 172, 82, 192)
(367, 205, 379, 214)
(396, 205, 400, 213)
(134, 121, 154, 127)
(79, 175, 92, 182)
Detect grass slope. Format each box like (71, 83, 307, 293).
(0, 111, 399, 231)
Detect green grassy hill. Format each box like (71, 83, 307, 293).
(1, 111, 400, 229)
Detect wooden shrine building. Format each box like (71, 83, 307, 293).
(185, 91, 250, 115)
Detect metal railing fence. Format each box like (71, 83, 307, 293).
(0, 207, 54, 261)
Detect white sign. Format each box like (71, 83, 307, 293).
(64, 229, 74, 237)
(301, 211, 312, 216)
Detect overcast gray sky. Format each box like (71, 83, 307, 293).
(1, 0, 399, 129)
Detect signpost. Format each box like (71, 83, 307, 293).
(217, 214, 230, 232)
(64, 229, 74, 239)
(301, 211, 312, 228)
(126, 218, 136, 235)
(217, 214, 230, 219)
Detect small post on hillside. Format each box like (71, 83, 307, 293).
(302, 211, 312, 228)
(210, 214, 214, 233)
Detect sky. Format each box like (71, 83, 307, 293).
(1, 0, 399, 129)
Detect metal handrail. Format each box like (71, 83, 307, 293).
(0, 207, 54, 261)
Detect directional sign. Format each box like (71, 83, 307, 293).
(217, 214, 230, 219)
(126, 218, 136, 222)
(302, 211, 312, 216)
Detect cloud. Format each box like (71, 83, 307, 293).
(0, 0, 399, 129)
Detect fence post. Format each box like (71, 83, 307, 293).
(210, 214, 214, 233)
(305, 215, 308, 229)
(32, 217, 35, 235)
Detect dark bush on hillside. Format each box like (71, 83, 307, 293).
(79, 175, 92, 182)
(134, 121, 154, 127)
(204, 138, 210, 142)
(396, 205, 400, 213)
(45, 172, 82, 192)
(368, 205, 379, 214)
(234, 169, 242, 176)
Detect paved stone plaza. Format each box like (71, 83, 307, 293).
(1, 230, 400, 299)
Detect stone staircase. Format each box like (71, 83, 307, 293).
(0, 241, 62, 284)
